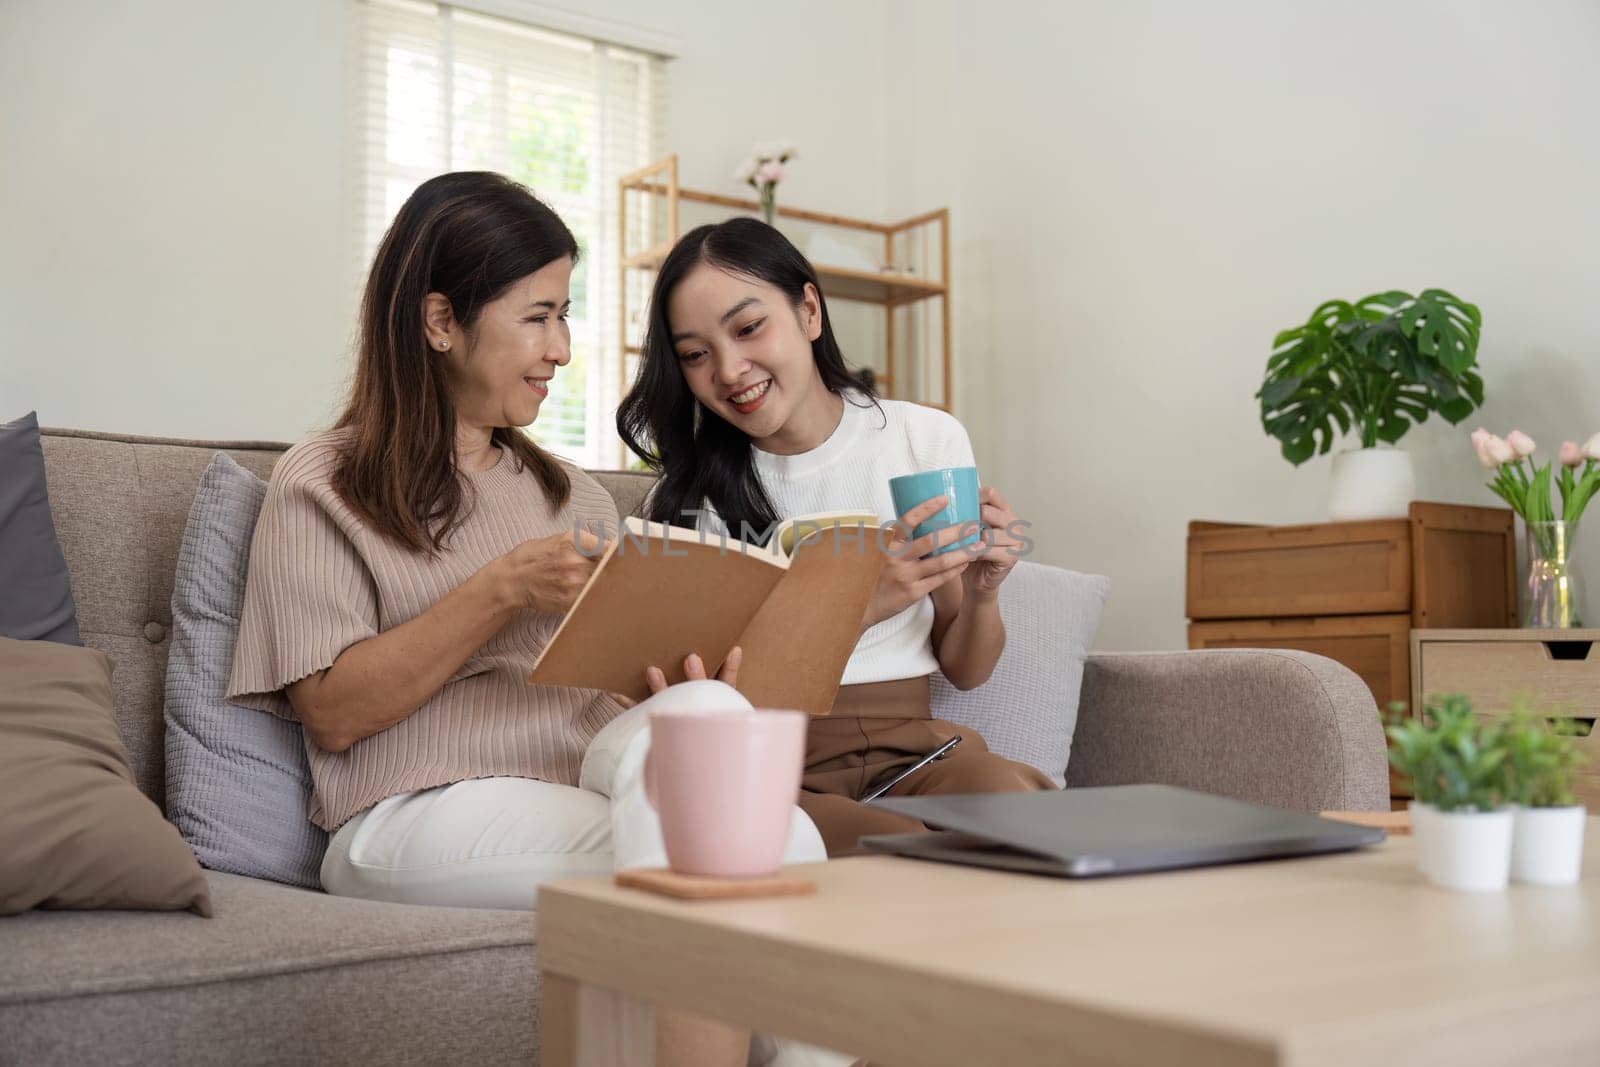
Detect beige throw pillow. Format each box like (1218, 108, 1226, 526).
(0, 637, 212, 915)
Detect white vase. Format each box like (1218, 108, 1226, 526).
(1408, 800, 1437, 877)
(1328, 446, 1416, 522)
(1427, 807, 1514, 892)
(1511, 805, 1587, 886)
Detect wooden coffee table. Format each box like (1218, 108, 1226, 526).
(537, 821, 1600, 1066)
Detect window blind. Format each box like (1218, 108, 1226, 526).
(351, 0, 666, 466)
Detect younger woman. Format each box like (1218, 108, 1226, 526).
(618, 218, 1053, 856)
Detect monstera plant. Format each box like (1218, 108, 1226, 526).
(1259, 289, 1484, 463)
(1257, 289, 1485, 520)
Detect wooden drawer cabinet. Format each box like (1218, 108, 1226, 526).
(1412, 629, 1600, 808)
(1189, 615, 1410, 710)
(1187, 503, 1516, 799)
(1187, 503, 1515, 627)
(1188, 522, 1411, 621)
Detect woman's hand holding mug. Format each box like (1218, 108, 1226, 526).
(963, 486, 1023, 597)
(861, 494, 972, 630)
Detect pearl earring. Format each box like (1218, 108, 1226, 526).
(438, 340, 450, 350)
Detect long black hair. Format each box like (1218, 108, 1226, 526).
(616, 217, 875, 539)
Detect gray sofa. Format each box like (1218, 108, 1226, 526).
(1, 428, 1388, 1065)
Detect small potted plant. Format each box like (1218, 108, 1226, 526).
(1257, 289, 1484, 521)
(1387, 696, 1513, 891)
(1504, 705, 1588, 885)
(1385, 703, 1441, 877)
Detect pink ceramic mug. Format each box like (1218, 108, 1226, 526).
(643, 707, 808, 878)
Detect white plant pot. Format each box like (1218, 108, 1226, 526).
(1511, 805, 1587, 886)
(1408, 801, 1437, 877)
(1427, 807, 1513, 892)
(1328, 446, 1416, 522)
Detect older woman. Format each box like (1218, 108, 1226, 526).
(227, 172, 835, 1067)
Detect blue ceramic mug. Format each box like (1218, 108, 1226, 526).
(887, 466, 983, 557)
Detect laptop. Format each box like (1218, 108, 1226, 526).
(860, 784, 1385, 878)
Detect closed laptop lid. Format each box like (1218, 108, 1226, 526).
(867, 784, 1384, 877)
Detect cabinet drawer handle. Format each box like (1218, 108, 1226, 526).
(1543, 641, 1594, 662)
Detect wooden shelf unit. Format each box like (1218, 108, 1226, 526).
(617, 155, 952, 412)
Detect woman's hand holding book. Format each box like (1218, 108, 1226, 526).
(481, 528, 608, 616)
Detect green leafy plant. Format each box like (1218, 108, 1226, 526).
(1384, 702, 1440, 805)
(1504, 704, 1588, 808)
(1385, 695, 1508, 812)
(1258, 289, 1484, 466)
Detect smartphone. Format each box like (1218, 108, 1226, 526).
(861, 735, 963, 803)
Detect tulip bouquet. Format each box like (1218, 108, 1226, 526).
(733, 141, 796, 226)
(1474, 428, 1599, 627)
(1471, 428, 1600, 525)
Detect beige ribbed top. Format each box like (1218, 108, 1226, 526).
(227, 429, 623, 831)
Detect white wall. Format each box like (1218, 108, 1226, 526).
(9, 1, 1596, 652)
(888, 0, 1600, 651)
(1, 0, 888, 441)
(587, 0, 888, 219)
(1, 0, 352, 440)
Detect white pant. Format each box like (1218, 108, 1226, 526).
(320, 680, 847, 1067)
(321, 680, 826, 906)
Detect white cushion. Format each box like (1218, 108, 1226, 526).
(931, 561, 1110, 786)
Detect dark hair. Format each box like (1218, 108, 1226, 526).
(616, 217, 875, 538)
(334, 171, 577, 555)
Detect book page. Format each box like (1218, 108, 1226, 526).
(774, 512, 884, 557)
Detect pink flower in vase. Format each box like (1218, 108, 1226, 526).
(1559, 441, 1584, 468)
(1506, 430, 1537, 459)
(1486, 435, 1517, 466)
(1584, 432, 1600, 462)
(1471, 427, 1495, 469)
(756, 160, 786, 186)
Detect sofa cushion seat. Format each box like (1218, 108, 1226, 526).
(0, 872, 540, 1065)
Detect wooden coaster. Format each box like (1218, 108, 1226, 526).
(1320, 810, 1412, 835)
(615, 867, 817, 901)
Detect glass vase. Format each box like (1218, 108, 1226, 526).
(1524, 520, 1584, 628)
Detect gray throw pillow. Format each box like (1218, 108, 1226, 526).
(0, 412, 82, 645)
(931, 561, 1110, 787)
(163, 453, 327, 888)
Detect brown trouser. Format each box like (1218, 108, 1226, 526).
(796, 677, 1056, 857)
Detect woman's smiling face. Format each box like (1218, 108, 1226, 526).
(434, 255, 574, 431)
(666, 261, 824, 443)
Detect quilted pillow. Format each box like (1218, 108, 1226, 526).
(932, 561, 1110, 787)
(163, 453, 326, 887)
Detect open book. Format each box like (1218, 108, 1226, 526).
(527, 513, 886, 715)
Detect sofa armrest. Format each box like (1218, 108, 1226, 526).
(1065, 649, 1389, 812)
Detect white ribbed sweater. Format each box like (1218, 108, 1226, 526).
(697, 394, 977, 685)
(227, 429, 622, 831)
